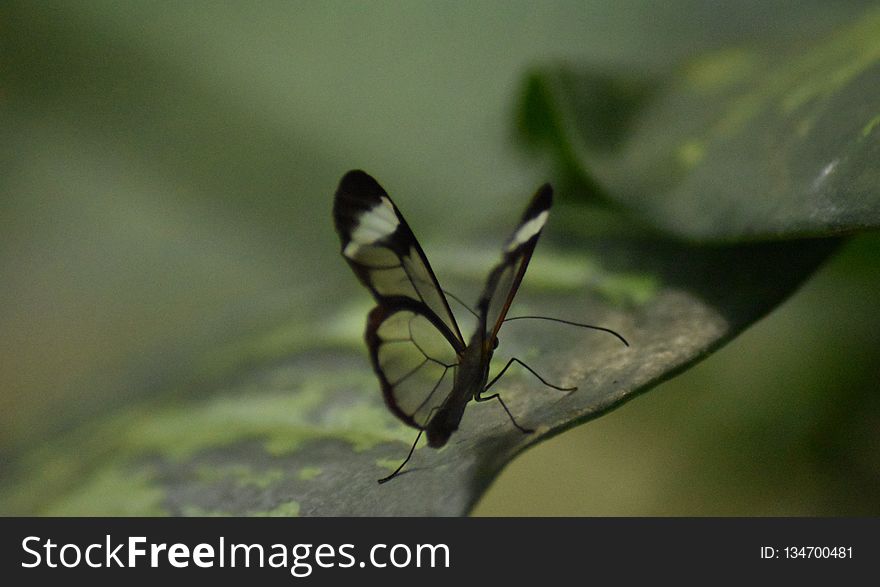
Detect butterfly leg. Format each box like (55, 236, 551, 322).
(474, 392, 534, 434)
(378, 429, 423, 484)
(483, 357, 577, 395)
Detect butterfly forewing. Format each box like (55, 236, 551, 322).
(333, 170, 464, 345)
(477, 184, 553, 341)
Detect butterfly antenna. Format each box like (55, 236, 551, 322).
(442, 288, 479, 319)
(503, 316, 629, 347)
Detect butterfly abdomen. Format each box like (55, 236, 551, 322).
(425, 341, 489, 447)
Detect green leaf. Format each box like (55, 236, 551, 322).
(0, 226, 837, 515)
(519, 7, 880, 241)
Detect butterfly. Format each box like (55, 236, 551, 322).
(333, 170, 626, 483)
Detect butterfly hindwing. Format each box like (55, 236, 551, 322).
(477, 184, 553, 342)
(366, 300, 461, 428)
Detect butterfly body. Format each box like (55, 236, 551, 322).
(424, 329, 492, 447)
(334, 170, 552, 457)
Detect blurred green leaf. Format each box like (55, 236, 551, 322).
(520, 7, 880, 241)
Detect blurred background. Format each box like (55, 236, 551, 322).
(2, 1, 878, 515)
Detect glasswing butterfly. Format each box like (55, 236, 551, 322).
(333, 170, 627, 483)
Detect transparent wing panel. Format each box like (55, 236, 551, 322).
(370, 307, 459, 428)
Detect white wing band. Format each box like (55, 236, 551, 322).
(344, 196, 400, 257)
(505, 210, 548, 252)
